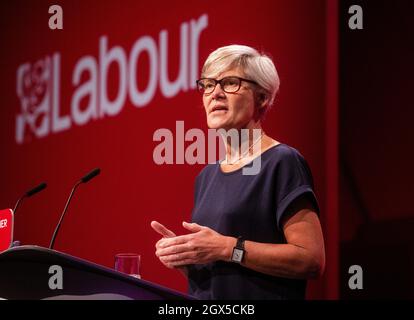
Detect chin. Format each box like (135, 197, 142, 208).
(207, 120, 228, 130)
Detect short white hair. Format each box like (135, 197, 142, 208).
(201, 45, 280, 114)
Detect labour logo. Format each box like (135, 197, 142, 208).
(16, 57, 52, 144)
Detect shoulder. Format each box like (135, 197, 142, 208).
(198, 162, 218, 176)
(265, 143, 308, 167)
(265, 143, 314, 186)
(194, 162, 219, 184)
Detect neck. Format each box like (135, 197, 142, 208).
(220, 121, 264, 164)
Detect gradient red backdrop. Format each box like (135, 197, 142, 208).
(0, 0, 338, 299)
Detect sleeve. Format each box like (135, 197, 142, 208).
(274, 148, 320, 230)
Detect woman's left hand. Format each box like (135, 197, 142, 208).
(155, 222, 233, 267)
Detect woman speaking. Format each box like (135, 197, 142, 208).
(151, 45, 325, 300)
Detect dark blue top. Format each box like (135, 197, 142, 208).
(188, 143, 320, 300)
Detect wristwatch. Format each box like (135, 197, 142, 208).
(231, 236, 245, 263)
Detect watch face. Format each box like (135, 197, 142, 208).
(232, 248, 244, 263)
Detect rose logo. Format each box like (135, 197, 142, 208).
(16, 57, 51, 143)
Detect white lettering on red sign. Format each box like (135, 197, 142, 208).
(15, 13, 209, 144)
(0, 219, 7, 228)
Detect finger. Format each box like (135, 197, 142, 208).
(157, 243, 190, 257)
(160, 252, 194, 264)
(182, 221, 203, 233)
(151, 221, 176, 238)
(159, 234, 191, 248)
(165, 258, 195, 267)
(161, 261, 176, 269)
(155, 238, 166, 249)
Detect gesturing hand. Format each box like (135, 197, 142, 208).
(154, 221, 233, 268)
(151, 220, 176, 238)
(151, 220, 180, 270)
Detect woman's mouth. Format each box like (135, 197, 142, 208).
(210, 105, 228, 114)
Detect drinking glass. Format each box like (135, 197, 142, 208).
(114, 253, 141, 279)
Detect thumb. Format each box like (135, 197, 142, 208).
(151, 221, 176, 238)
(182, 221, 203, 233)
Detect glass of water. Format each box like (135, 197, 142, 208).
(114, 253, 141, 279)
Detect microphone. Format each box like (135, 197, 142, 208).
(81, 168, 101, 183)
(13, 182, 47, 213)
(49, 168, 101, 250)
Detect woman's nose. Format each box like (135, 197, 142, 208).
(211, 83, 226, 99)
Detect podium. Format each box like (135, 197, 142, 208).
(0, 245, 193, 300)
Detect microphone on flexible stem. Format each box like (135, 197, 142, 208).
(13, 182, 47, 213)
(49, 168, 101, 250)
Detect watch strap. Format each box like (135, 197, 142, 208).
(236, 236, 245, 249)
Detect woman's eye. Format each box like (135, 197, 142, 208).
(224, 79, 238, 86)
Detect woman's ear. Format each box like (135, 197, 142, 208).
(258, 93, 268, 109)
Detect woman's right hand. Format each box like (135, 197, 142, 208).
(150, 220, 188, 276)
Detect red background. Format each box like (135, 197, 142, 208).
(0, 0, 338, 299)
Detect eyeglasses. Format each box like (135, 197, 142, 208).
(196, 76, 258, 94)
